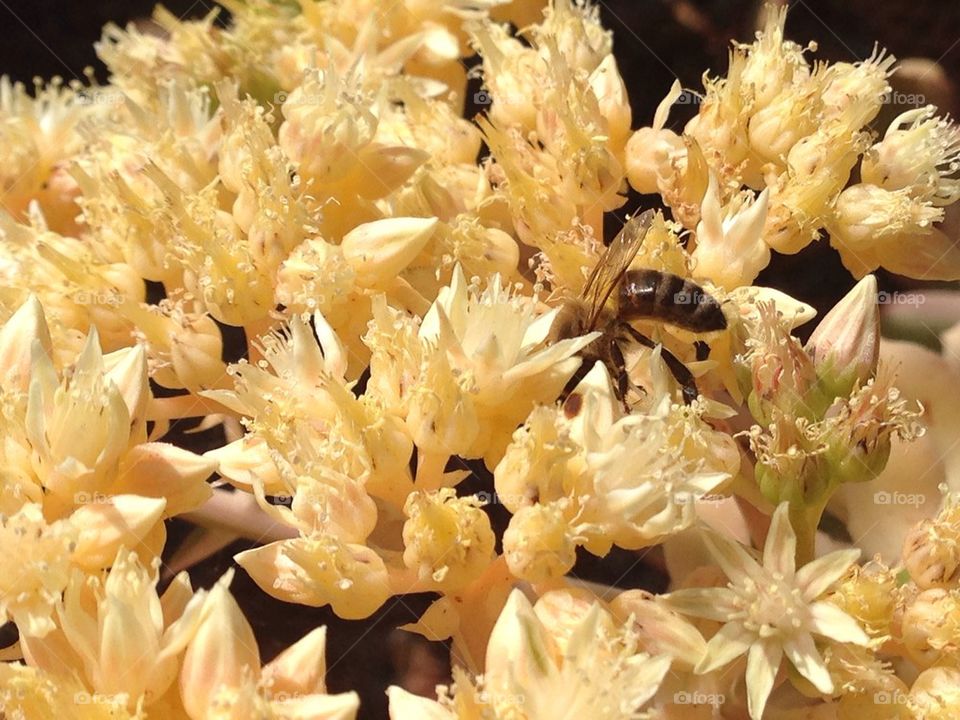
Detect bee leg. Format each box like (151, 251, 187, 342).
(559, 360, 590, 404)
(621, 324, 699, 405)
(607, 337, 631, 405)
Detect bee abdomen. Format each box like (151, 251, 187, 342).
(619, 269, 727, 332)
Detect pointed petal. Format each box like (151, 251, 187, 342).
(808, 602, 870, 645)
(484, 589, 554, 698)
(796, 549, 860, 601)
(70, 495, 167, 571)
(696, 622, 754, 674)
(783, 632, 832, 694)
(745, 639, 782, 720)
(0, 295, 50, 392)
(702, 530, 764, 587)
(387, 686, 452, 720)
(623, 653, 672, 707)
(113, 442, 215, 516)
(763, 503, 796, 578)
(274, 692, 360, 720)
(664, 588, 739, 622)
(262, 626, 328, 695)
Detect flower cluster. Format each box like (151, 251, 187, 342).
(2, 0, 960, 718)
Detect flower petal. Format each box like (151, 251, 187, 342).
(745, 639, 782, 720)
(808, 601, 870, 646)
(702, 530, 764, 587)
(783, 632, 832, 694)
(763, 502, 796, 578)
(663, 588, 739, 622)
(796, 549, 860, 601)
(695, 622, 754, 674)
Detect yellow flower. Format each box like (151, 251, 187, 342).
(234, 534, 391, 620)
(389, 589, 671, 720)
(861, 105, 960, 205)
(692, 172, 771, 289)
(402, 489, 496, 591)
(179, 570, 359, 719)
(0, 662, 143, 719)
(0, 503, 75, 637)
(496, 362, 730, 561)
(666, 502, 869, 720)
(410, 264, 596, 466)
(21, 548, 186, 708)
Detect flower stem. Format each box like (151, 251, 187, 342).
(791, 495, 832, 566)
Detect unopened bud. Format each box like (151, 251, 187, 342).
(342, 216, 438, 288)
(806, 275, 880, 398)
(503, 502, 577, 582)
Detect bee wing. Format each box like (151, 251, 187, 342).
(582, 209, 656, 329)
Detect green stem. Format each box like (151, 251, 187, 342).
(791, 494, 832, 566)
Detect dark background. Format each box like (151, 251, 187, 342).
(2, 1, 958, 717)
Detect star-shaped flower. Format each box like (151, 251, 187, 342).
(665, 502, 869, 719)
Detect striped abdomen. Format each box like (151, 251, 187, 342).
(618, 269, 727, 332)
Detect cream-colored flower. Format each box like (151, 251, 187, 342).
(0, 661, 141, 719)
(234, 533, 392, 620)
(666, 502, 869, 720)
(178, 570, 359, 720)
(389, 588, 671, 720)
(692, 172, 771, 289)
(0, 503, 75, 637)
(402, 488, 496, 592)
(861, 105, 960, 205)
(20, 548, 190, 708)
(410, 264, 596, 467)
(495, 361, 731, 564)
(827, 182, 960, 280)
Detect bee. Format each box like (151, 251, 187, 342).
(549, 209, 727, 407)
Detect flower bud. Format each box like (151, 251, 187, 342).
(625, 127, 683, 195)
(502, 501, 578, 582)
(911, 666, 960, 719)
(169, 313, 226, 392)
(70, 495, 167, 571)
(402, 489, 495, 591)
(903, 520, 960, 589)
(588, 55, 631, 154)
(900, 588, 960, 668)
(805, 275, 880, 398)
(341, 217, 439, 289)
(180, 573, 261, 720)
(351, 145, 430, 200)
(0, 295, 51, 392)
